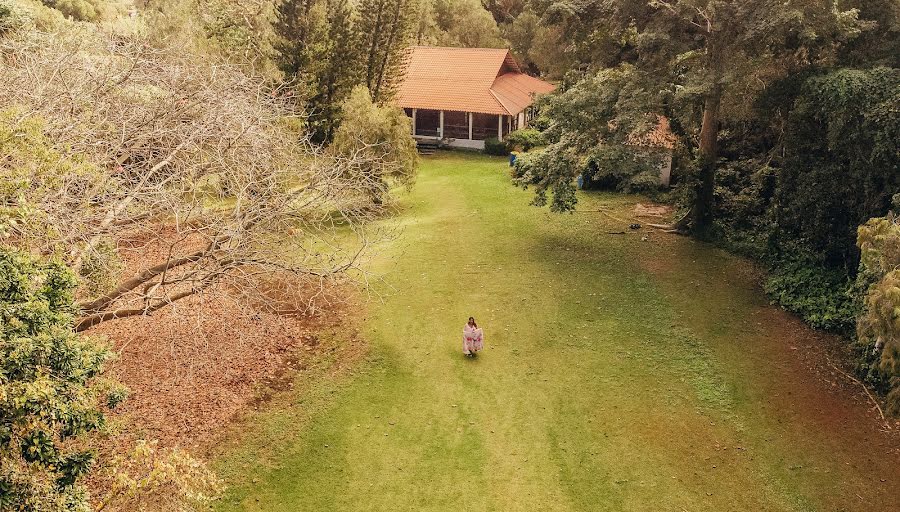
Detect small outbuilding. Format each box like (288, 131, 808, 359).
(395, 46, 555, 150)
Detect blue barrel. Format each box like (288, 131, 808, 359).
(509, 153, 517, 167)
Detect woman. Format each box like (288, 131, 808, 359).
(462, 317, 484, 357)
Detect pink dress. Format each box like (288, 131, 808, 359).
(463, 324, 484, 355)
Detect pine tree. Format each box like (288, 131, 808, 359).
(273, 0, 321, 78)
(356, 0, 415, 103)
(307, 0, 361, 141)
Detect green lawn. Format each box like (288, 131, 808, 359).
(213, 152, 898, 511)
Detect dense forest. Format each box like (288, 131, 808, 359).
(506, 0, 900, 413)
(1, 0, 898, 509)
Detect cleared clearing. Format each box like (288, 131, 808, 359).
(214, 152, 900, 511)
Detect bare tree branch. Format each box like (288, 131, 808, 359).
(0, 24, 403, 330)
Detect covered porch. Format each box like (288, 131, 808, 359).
(403, 108, 526, 149)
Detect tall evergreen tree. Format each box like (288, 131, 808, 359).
(274, 0, 321, 78)
(356, 0, 415, 102)
(275, 0, 362, 141)
(308, 0, 362, 140)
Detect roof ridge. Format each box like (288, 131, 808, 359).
(410, 45, 509, 52)
(487, 89, 513, 115)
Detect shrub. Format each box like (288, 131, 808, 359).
(0, 2, 13, 34)
(0, 249, 222, 509)
(580, 145, 664, 193)
(97, 440, 223, 511)
(763, 250, 861, 334)
(0, 249, 115, 510)
(78, 238, 124, 298)
(483, 137, 510, 156)
(0, 108, 104, 249)
(330, 85, 418, 206)
(712, 158, 778, 260)
(41, 0, 127, 22)
(505, 128, 544, 152)
(856, 209, 900, 413)
(0, 0, 34, 33)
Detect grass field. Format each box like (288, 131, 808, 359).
(213, 152, 899, 511)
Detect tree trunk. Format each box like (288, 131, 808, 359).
(365, 0, 386, 91)
(692, 87, 721, 235)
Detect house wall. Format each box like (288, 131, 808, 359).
(446, 138, 486, 150)
(659, 151, 673, 187)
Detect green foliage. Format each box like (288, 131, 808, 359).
(482, 137, 509, 156)
(710, 158, 778, 260)
(355, 0, 416, 102)
(513, 65, 664, 209)
(313, 0, 360, 138)
(580, 145, 664, 193)
(856, 212, 900, 413)
(840, 0, 900, 67)
(520, 1, 636, 79)
(511, 145, 576, 212)
(197, 0, 278, 73)
(330, 85, 418, 205)
(763, 252, 861, 334)
(425, 0, 504, 48)
(275, 0, 326, 78)
(98, 440, 223, 511)
(522, 0, 867, 233)
(504, 128, 543, 152)
(77, 239, 124, 298)
(481, 0, 526, 24)
(707, 68, 899, 407)
(500, 10, 539, 72)
(0, 1, 15, 34)
(41, 0, 127, 22)
(275, 0, 415, 140)
(276, 0, 361, 141)
(777, 67, 900, 266)
(0, 249, 114, 511)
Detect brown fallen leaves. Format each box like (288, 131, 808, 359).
(90, 283, 349, 451)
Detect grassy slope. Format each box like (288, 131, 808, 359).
(213, 152, 899, 511)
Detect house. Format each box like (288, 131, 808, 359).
(626, 116, 677, 187)
(395, 46, 555, 150)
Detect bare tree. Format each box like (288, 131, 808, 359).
(0, 22, 396, 331)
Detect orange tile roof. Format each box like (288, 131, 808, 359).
(395, 46, 555, 116)
(626, 116, 677, 150)
(491, 72, 557, 116)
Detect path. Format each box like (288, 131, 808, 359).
(215, 153, 900, 511)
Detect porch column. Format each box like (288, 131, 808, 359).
(411, 108, 417, 135)
(439, 110, 444, 139)
(468, 112, 473, 140)
(497, 114, 503, 141)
